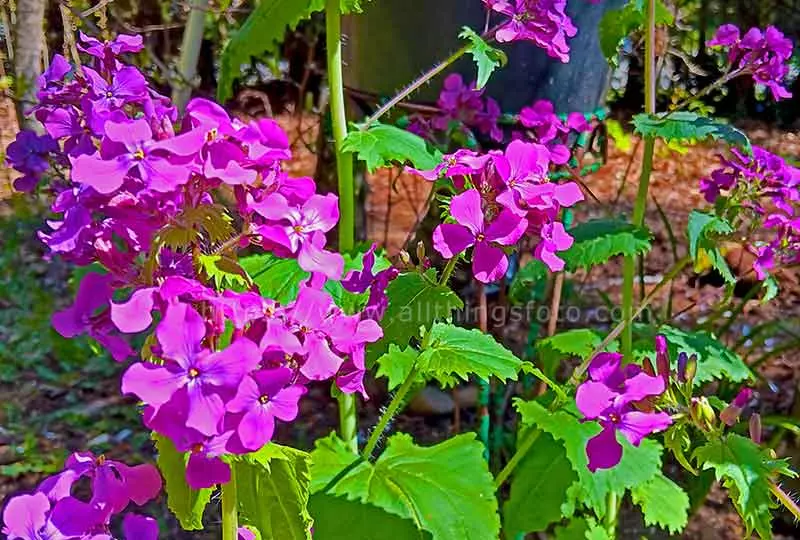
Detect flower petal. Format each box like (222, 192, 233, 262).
(586, 424, 623, 472)
(472, 241, 508, 283)
(432, 223, 475, 258)
(575, 380, 617, 419)
(186, 453, 230, 489)
(121, 362, 185, 406)
(617, 411, 672, 446)
(448, 189, 485, 234)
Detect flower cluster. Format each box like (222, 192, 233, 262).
(2, 452, 161, 540)
(517, 99, 593, 164)
(414, 139, 583, 281)
(408, 74, 503, 144)
(576, 340, 672, 472)
(707, 24, 794, 101)
(699, 145, 799, 279)
(483, 0, 577, 62)
(10, 33, 386, 491)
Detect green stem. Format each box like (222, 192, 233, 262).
(770, 481, 800, 522)
(362, 365, 421, 460)
(605, 492, 619, 538)
(221, 471, 238, 540)
(622, 0, 657, 362)
(493, 429, 540, 490)
(439, 257, 459, 286)
(172, 0, 209, 111)
(326, 0, 359, 453)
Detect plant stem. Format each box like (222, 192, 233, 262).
(493, 429, 540, 489)
(439, 257, 459, 286)
(622, 0, 657, 363)
(477, 282, 490, 461)
(172, 0, 208, 111)
(605, 492, 619, 537)
(326, 0, 358, 453)
(221, 471, 238, 540)
(770, 481, 800, 522)
(362, 365, 421, 460)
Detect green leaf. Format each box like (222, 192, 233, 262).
(312, 433, 500, 540)
(418, 322, 525, 387)
(633, 112, 752, 151)
(664, 423, 697, 474)
(197, 253, 249, 290)
(631, 473, 690, 533)
(554, 517, 611, 540)
(309, 433, 362, 493)
(231, 444, 313, 540)
(515, 400, 662, 518)
(606, 119, 633, 152)
(508, 258, 548, 304)
(561, 219, 652, 271)
(504, 431, 577, 536)
(598, 1, 673, 61)
(459, 27, 507, 89)
(309, 494, 431, 540)
(340, 0, 376, 12)
(154, 434, 212, 530)
(367, 270, 463, 365)
(217, 0, 325, 102)
(241, 253, 310, 304)
(694, 434, 796, 538)
(376, 345, 420, 390)
(536, 329, 612, 379)
(686, 210, 736, 283)
(343, 123, 442, 172)
(634, 324, 752, 384)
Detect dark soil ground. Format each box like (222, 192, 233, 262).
(1, 107, 799, 538)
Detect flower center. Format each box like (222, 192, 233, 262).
(106, 91, 113, 98)
(476, 232, 486, 242)
(191, 443, 203, 453)
(133, 149, 145, 160)
(96, 454, 107, 466)
(608, 413, 620, 424)
(206, 128, 218, 142)
(188, 367, 201, 379)
(293, 225, 304, 234)
(259, 394, 270, 404)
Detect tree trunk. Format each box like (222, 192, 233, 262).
(13, 0, 46, 130)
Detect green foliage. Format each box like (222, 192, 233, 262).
(197, 253, 248, 290)
(311, 433, 500, 540)
(535, 329, 611, 379)
(508, 258, 548, 304)
(553, 517, 611, 540)
(687, 210, 736, 283)
(562, 219, 652, 271)
(635, 325, 752, 384)
(630, 473, 690, 533)
(241, 253, 309, 304)
(342, 123, 442, 172)
(418, 322, 526, 387)
(503, 431, 578, 536)
(598, 0, 673, 61)
(664, 423, 697, 474)
(632, 112, 752, 151)
(154, 434, 212, 530)
(376, 345, 419, 390)
(367, 270, 463, 365)
(605, 119, 633, 152)
(695, 434, 796, 538)
(231, 444, 313, 540)
(309, 494, 431, 539)
(516, 400, 662, 518)
(459, 27, 507, 89)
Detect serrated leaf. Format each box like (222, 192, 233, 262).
(197, 254, 249, 290)
(633, 112, 752, 151)
(311, 433, 500, 540)
(687, 210, 736, 283)
(343, 123, 442, 172)
(508, 258, 549, 304)
(241, 253, 310, 304)
(631, 473, 690, 533)
(536, 329, 613, 379)
(664, 423, 697, 474)
(218, 0, 325, 102)
(459, 27, 507, 89)
(562, 219, 652, 271)
(554, 517, 610, 540)
(231, 444, 313, 540)
(694, 434, 796, 538)
(504, 431, 577, 536)
(153, 434, 212, 530)
(367, 270, 463, 365)
(598, 0, 673, 61)
(376, 345, 419, 390)
(515, 400, 662, 518)
(634, 324, 752, 384)
(309, 494, 431, 540)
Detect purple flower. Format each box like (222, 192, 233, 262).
(71, 117, 203, 193)
(78, 32, 144, 64)
(121, 302, 261, 435)
(342, 244, 399, 320)
(227, 367, 306, 450)
(83, 66, 147, 110)
(720, 388, 753, 426)
(576, 351, 672, 471)
(533, 221, 574, 271)
(485, 0, 577, 62)
(122, 514, 159, 540)
(2, 492, 65, 540)
(433, 188, 528, 282)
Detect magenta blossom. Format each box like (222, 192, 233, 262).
(433, 189, 527, 282)
(576, 352, 672, 472)
(485, 0, 577, 62)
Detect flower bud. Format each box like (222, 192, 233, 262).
(684, 354, 698, 385)
(690, 396, 716, 430)
(655, 334, 670, 383)
(749, 413, 762, 444)
(677, 352, 688, 382)
(399, 250, 411, 266)
(416, 241, 426, 264)
(720, 388, 753, 426)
